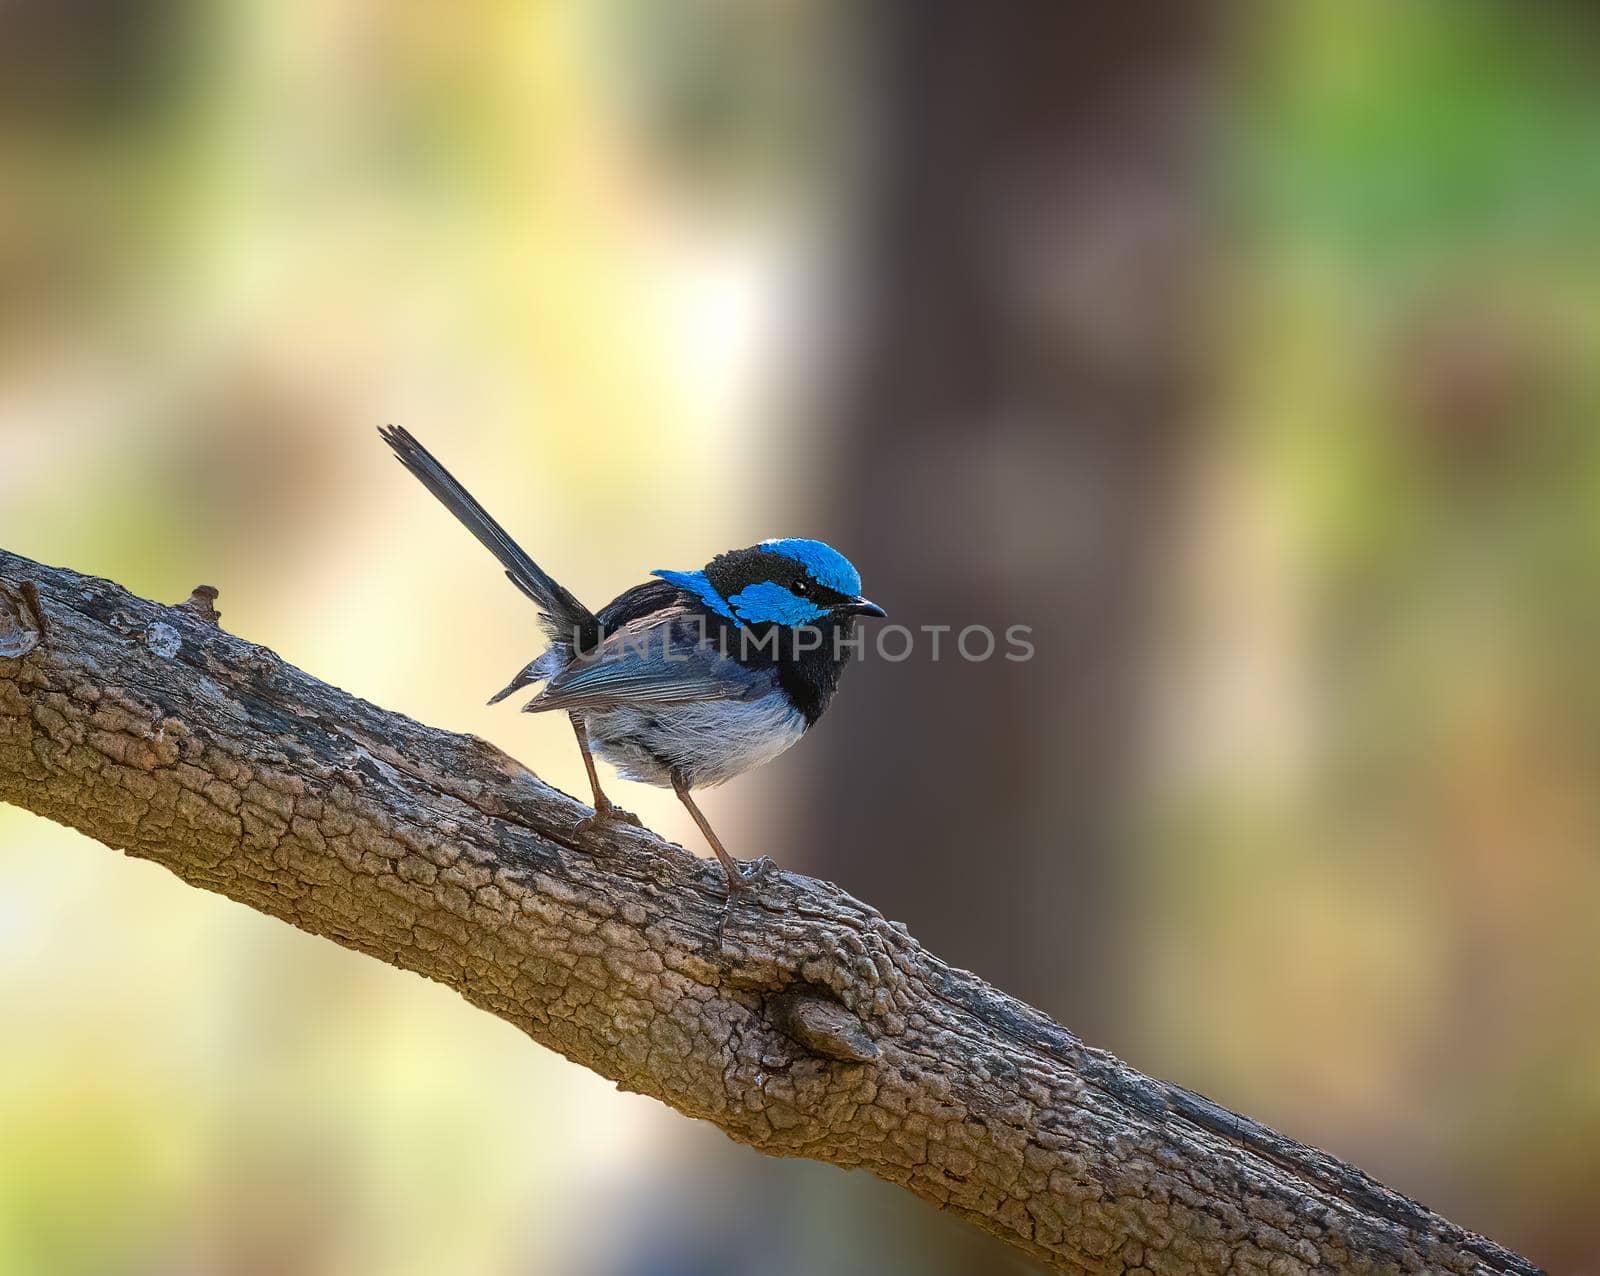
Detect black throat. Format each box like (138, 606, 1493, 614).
(720, 614, 858, 727)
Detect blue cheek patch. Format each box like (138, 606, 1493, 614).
(759, 538, 862, 596)
(728, 582, 826, 626)
(653, 569, 736, 621)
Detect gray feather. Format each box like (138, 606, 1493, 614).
(585, 693, 807, 788)
(524, 609, 753, 714)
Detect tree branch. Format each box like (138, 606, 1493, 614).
(0, 548, 1542, 1276)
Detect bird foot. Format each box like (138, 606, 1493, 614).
(721, 854, 778, 898)
(575, 804, 643, 834)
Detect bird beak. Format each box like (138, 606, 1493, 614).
(841, 596, 886, 618)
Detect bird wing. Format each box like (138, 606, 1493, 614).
(595, 578, 691, 629)
(523, 608, 754, 714)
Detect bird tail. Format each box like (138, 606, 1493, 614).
(486, 650, 563, 705)
(379, 425, 597, 646)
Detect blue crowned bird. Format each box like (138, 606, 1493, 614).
(379, 427, 885, 893)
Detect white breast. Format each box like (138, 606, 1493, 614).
(585, 692, 807, 789)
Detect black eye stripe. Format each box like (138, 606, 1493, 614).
(704, 547, 851, 606)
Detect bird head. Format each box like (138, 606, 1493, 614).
(654, 538, 885, 628)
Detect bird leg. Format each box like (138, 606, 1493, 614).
(569, 713, 640, 828)
(672, 773, 749, 895)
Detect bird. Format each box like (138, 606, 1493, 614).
(378, 426, 885, 893)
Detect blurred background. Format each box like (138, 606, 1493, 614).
(3, 0, 1599, 1272)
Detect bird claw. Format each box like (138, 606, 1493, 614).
(721, 854, 778, 898)
(745, 854, 779, 886)
(575, 804, 643, 834)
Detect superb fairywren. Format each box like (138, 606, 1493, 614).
(379, 427, 885, 893)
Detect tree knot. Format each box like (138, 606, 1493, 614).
(0, 581, 46, 658)
(175, 585, 222, 627)
(767, 990, 879, 1063)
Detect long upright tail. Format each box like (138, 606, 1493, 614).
(378, 426, 596, 645)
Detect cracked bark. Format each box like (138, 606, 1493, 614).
(0, 547, 1542, 1276)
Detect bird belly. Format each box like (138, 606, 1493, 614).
(584, 693, 806, 789)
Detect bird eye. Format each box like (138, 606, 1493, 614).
(792, 579, 809, 595)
